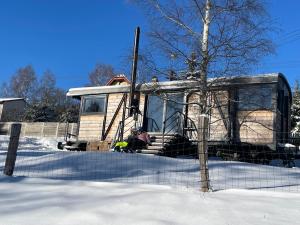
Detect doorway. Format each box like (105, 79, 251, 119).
(146, 93, 184, 133)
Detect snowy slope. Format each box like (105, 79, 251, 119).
(1, 136, 300, 192)
(1, 136, 300, 225)
(0, 177, 299, 225)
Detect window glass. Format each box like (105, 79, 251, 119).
(238, 86, 272, 110)
(82, 96, 106, 113)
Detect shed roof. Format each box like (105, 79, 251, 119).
(67, 73, 290, 97)
(0, 98, 25, 103)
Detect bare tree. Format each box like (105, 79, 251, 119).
(0, 82, 10, 97)
(133, 0, 275, 191)
(133, 0, 274, 77)
(88, 63, 116, 86)
(38, 70, 56, 104)
(9, 65, 38, 102)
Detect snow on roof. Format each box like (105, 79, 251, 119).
(67, 73, 287, 97)
(0, 98, 25, 103)
(106, 74, 130, 86)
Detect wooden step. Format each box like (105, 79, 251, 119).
(150, 142, 164, 146)
(150, 136, 175, 141)
(148, 132, 177, 137)
(147, 145, 164, 150)
(139, 149, 161, 154)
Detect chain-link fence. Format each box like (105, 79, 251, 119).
(1, 124, 300, 192)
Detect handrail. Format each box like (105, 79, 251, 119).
(111, 114, 143, 148)
(64, 122, 78, 142)
(110, 121, 123, 149)
(147, 117, 160, 132)
(162, 111, 198, 146)
(102, 94, 127, 141)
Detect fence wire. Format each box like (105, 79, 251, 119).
(1, 131, 300, 192)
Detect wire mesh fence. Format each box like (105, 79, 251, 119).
(1, 129, 300, 192)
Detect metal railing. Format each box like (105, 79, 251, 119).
(291, 133, 300, 146)
(147, 117, 160, 132)
(162, 111, 198, 146)
(110, 114, 143, 149)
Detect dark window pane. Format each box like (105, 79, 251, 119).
(239, 86, 272, 110)
(83, 97, 105, 113)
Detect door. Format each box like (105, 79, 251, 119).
(146, 93, 184, 133)
(146, 95, 164, 132)
(165, 93, 185, 133)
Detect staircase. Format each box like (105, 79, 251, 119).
(139, 132, 177, 154)
(139, 111, 198, 155)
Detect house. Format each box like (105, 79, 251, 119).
(66, 73, 292, 156)
(0, 98, 26, 122)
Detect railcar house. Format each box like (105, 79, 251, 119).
(66, 73, 291, 154)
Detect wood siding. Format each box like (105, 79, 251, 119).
(78, 114, 104, 141)
(187, 90, 275, 145)
(78, 93, 145, 142)
(238, 110, 274, 144)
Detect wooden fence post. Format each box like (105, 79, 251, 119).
(55, 123, 59, 138)
(3, 123, 21, 176)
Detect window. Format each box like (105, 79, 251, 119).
(238, 86, 273, 110)
(82, 96, 106, 114)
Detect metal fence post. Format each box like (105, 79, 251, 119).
(3, 123, 21, 176)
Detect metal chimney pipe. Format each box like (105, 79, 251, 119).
(128, 27, 140, 117)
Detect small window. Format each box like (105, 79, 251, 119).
(238, 86, 273, 110)
(82, 96, 106, 114)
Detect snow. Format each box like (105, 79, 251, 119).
(278, 142, 296, 148)
(0, 97, 24, 103)
(1, 136, 300, 224)
(0, 177, 299, 225)
(1, 136, 300, 192)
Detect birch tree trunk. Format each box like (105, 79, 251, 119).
(198, 0, 211, 192)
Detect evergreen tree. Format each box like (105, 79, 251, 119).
(291, 80, 300, 135)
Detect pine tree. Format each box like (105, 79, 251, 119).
(291, 80, 300, 136)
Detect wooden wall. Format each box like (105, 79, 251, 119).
(78, 93, 145, 142)
(209, 91, 229, 141)
(238, 110, 274, 144)
(78, 114, 104, 141)
(187, 91, 229, 141)
(187, 90, 275, 145)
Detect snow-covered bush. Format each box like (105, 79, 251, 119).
(291, 80, 300, 136)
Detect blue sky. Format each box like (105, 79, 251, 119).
(0, 0, 299, 90)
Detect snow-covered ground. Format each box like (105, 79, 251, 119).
(1, 136, 300, 225)
(0, 177, 300, 225)
(1, 136, 300, 192)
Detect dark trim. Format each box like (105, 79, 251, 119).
(273, 82, 279, 146)
(101, 94, 109, 141)
(142, 94, 149, 131)
(278, 73, 292, 103)
(81, 95, 107, 115)
(76, 96, 84, 141)
(229, 89, 238, 143)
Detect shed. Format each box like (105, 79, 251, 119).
(67, 73, 292, 153)
(0, 98, 26, 122)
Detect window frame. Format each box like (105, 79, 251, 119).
(81, 95, 107, 115)
(238, 85, 274, 111)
